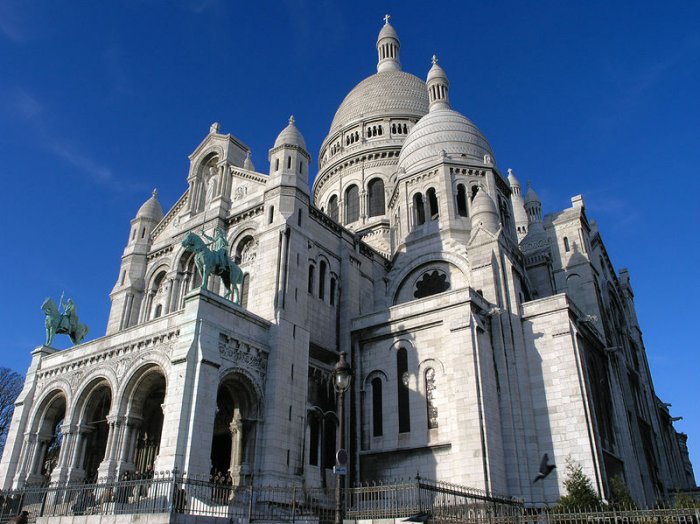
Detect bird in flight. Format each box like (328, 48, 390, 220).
(533, 453, 556, 483)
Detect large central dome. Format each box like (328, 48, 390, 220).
(329, 70, 429, 132)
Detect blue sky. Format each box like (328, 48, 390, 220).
(1, 1, 698, 475)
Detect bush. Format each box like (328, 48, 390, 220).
(556, 458, 602, 510)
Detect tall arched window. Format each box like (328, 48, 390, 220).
(308, 264, 315, 295)
(330, 277, 337, 306)
(397, 348, 410, 433)
(427, 187, 439, 219)
(425, 368, 438, 429)
(413, 193, 425, 226)
(456, 184, 468, 217)
(345, 184, 359, 224)
(328, 195, 339, 222)
(372, 377, 383, 437)
(319, 260, 327, 300)
(309, 417, 319, 466)
(367, 178, 385, 217)
(241, 273, 250, 308)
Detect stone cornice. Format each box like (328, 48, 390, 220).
(152, 191, 189, 241)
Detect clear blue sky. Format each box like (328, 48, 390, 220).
(1, 1, 698, 474)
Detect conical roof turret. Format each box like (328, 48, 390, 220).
(470, 187, 500, 233)
(136, 188, 164, 221)
(273, 115, 307, 150)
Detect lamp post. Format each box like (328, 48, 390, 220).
(334, 351, 352, 524)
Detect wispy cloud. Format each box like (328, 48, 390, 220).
(50, 142, 113, 183)
(4, 88, 118, 186)
(0, 1, 26, 43)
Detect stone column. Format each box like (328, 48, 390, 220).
(97, 416, 120, 479)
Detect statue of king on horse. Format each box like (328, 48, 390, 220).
(181, 228, 244, 304)
(41, 293, 89, 346)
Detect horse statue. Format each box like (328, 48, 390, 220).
(41, 296, 89, 346)
(181, 231, 244, 304)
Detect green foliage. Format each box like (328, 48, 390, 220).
(556, 458, 602, 510)
(608, 475, 636, 509)
(673, 491, 700, 509)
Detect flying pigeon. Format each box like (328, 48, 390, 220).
(533, 453, 556, 483)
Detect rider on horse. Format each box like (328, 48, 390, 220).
(201, 227, 229, 268)
(60, 295, 78, 334)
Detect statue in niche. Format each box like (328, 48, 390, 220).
(41, 293, 89, 346)
(206, 166, 219, 203)
(181, 231, 244, 304)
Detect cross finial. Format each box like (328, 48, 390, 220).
(288, 115, 295, 126)
(383, 14, 391, 25)
(152, 188, 158, 198)
(432, 54, 438, 65)
(507, 168, 513, 176)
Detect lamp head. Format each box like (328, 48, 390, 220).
(334, 351, 352, 392)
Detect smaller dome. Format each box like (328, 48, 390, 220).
(427, 56, 448, 84)
(137, 189, 164, 221)
(470, 189, 499, 232)
(524, 183, 540, 205)
(398, 109, 494, 172)
(273, 116, 307, 150)
(507, 168, 521, 189)
(377, 19, 398, 42)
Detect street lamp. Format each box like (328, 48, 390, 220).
(334, 351, 352, 524)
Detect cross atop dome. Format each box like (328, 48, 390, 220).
(383, 14, 391, 24)
(289, 115, 295, 126)
(432, 55, 438, 65)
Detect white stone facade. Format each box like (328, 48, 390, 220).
(0, 18, 694, 507)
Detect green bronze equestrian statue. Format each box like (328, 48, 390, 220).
(181, 230, 244, 304)
(42, 294, 89, 346)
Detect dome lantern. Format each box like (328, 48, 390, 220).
(427, 55, 450, 111)
(376, 14, 401, 73)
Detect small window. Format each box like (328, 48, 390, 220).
(141, 227, 145, 239)
(427, 188, 439, 220)
(456, 184, 468, 217)
(297, 208, 302, 226)
(345, 185, 360, 224)
(372, 377, 383, 437)
(564, 237, 570, 252)
(397, 348, 410, 433)
(309, 418, 319, 466)
(330, 277, 336, 306)
(287, 156, 291, 169)
(413, 193, 425, 226)
(425, 368, 438, 429)
(120, 271, 126, 285)
(299, 161, 303, 174)
(241, 273, 250, 308)
(131, 229, 136, 241)
(275, 158, 280, 171)
(268, 206, 275, 224)
(368, 178, 385, 217)
(328, 195, 339, 222)
(319, 261, 327, 300)
(154, 304, 163, 319)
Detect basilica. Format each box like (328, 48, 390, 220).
(0, 18, 694, 508)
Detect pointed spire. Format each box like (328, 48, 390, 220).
(243, 151, 255, 171)
(524, 182, 543, 226)
(376, 14, 401, 73)
(426, 55, 450, 111)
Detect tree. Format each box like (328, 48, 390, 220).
(0, 367, 24, 457)
(608, 475, 636, 509)
(557, 458, 602, 510)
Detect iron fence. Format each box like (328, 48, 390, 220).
(1, 473, 698, 524)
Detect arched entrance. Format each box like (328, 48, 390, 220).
(210, 373, 258, 485)
(78, 382, 112, 481)
(24, 391, 66, 484)
(121, 365, 166, 475)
